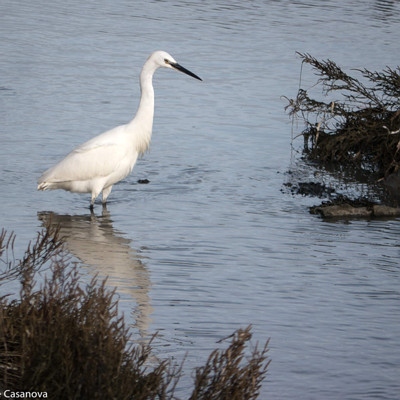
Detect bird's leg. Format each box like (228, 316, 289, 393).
(90, 193, 97, 210)
(90, 186, 103, 209)
(102, 186, 113, 205)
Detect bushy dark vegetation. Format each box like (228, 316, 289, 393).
(0, 225, 270, 399)
(286, 53, 400, 178)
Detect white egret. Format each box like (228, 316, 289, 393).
(37, 51, 202, 208)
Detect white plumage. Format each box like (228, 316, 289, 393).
(37, 50, 202, 208)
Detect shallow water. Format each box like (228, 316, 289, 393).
(1, 1, 400, 398)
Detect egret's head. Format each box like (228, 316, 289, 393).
(150, 51, 202, 81)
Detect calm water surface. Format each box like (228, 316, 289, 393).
(1, 1, 400, 399)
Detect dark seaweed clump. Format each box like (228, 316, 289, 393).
(284, 181, 336, 198)
(286, 53, 400, 182)
(0, 225, 270, 399)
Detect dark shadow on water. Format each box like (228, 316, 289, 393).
(37, 208, 153, 339)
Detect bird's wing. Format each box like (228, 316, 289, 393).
(38, 142, 128, 184)
(38, 124, 132, 184)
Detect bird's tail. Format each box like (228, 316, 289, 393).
(37, 181, 50, 191)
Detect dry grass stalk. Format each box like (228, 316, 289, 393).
(189, 327, 270, 400)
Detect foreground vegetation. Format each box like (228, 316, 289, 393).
(0, 225, 270, 399)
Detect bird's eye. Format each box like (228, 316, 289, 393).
(164, 58, 169, 64)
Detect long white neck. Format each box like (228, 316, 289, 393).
(128, 58, 157, 154)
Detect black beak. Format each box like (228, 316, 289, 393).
(171, 62, 202, 81)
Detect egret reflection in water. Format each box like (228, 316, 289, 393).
(38, 208, 153, 338)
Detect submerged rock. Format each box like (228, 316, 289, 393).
(372, 205, 400, 217)
(311, 202, 400, 218)
(311, 204, 371, 218)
